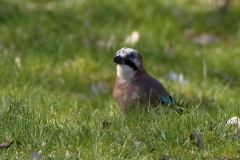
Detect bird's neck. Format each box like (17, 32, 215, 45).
(116, 64, 147, 83)
(116, 64, 136, 82)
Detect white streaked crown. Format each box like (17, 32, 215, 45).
(116, 47, 137, 56)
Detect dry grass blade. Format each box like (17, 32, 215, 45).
(189, 133, 206, 150)
(0, 140, 14, 150)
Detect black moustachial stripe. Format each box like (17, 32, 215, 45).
(125, 60, 138, 71)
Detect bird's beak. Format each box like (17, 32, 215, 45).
(114, 55, 125, 64)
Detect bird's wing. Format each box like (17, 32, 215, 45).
(138, 73, 170, 96)
(159, 95, 171, 105)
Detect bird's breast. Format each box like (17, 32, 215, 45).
(113, 81, 140, 105)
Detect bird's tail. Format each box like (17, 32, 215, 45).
(169, 96, 185, 113)
(159, 95, 185, 113)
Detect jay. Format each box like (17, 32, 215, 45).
(113, 47, 182, 115)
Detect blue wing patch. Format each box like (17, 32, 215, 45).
(159, 95, 171, 105)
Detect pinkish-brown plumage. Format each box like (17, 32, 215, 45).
(113, 47, 173, 115)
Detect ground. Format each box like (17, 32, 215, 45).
(0, 0, 240, 159)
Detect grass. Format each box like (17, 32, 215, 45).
(0, 0, 240, 159)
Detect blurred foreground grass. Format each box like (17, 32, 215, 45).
(0, 0, 240, 159)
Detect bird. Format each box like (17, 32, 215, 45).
(113, 47, 182, 115)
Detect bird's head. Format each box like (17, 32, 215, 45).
(114, 47, 144, 81)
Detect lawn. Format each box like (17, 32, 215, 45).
(0, 0, 240, 159)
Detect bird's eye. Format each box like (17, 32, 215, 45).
(129, 53, 135, 58)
